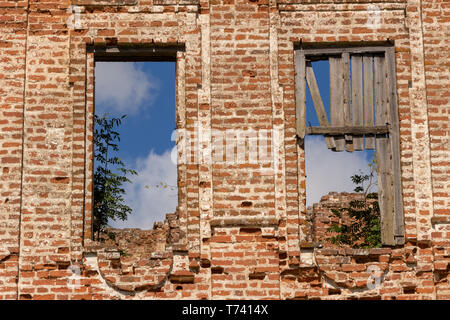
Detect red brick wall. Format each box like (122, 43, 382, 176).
(0, 0, 448, 300)
(421, 0, 450, 299)
(0, 0, 28, 300)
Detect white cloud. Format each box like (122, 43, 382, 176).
(95, 62, 159, 115)
(305, 136, 377, 207)
(109, 149, 178, 229)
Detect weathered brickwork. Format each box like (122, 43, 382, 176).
(0, 0, 448, 300)
(305, 192, 372, 247)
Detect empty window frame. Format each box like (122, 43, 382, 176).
(86, 44, 184, 237)
(295, 45, 404, 246)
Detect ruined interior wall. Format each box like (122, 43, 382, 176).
(0, 0, 448, 300)
(305, 192, 372, 247)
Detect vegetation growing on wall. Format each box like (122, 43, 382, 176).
(93, 114, 137, 240)
(327, 160, 381, 248)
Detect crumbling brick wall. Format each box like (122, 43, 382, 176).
(0, 0, 448, 300)
(100, 213, 180, 256)
(305, 192, 373, 247)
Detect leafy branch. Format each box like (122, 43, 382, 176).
(327, 156, 381, 249)
(93, 114, 137, 240)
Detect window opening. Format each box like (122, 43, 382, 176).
(296, 45, 404, 246)
(93, 55, 177, 234)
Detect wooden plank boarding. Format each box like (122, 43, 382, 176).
(295, 45, 404, 246)
(386, 46, 404, 245)
(329, 56, 345, 151)
(342, 52, 353, 152)
(351, 55, 364, 150)
(305, 61, 335, 149)
(363, 55, 375, 149)
(295, 50, 306, 140)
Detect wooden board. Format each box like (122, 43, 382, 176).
(374, 51, 404, 246)
(305, 61, 335, 149)
(342, 53, 353, 152)
(374, 56, 388, 126)
(301, 46, 390, 56)
(386, 47, 405, 245)
(295, 50, 306, 139)
(374, 55, 393, 245)
(329, 56, 345, 151)
(351, 55, 364, 150)
(363, 55, 375, 149)
(306, 125, 389, 135)
(376, 136, 395, 246)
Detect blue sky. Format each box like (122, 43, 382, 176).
(95, 61, 178, 228)
(95, 62, 176, 160)
(95, 60, 375, 229)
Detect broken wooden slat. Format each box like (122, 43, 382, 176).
(329, 56, 345, 151)
(351, 55, 364, 150)
(295, 50, 306, 140)
(305, 125, 389, 136)
(345, 136, 354, 152)
(363, 55, 375, 149)
(386, 46, 404, 245)
(342, 52, 353, 152)
(305, 61, 335, 149)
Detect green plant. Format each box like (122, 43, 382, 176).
(107, 231, 116, 241)
(327, 159, 381, 248)
(93, 114, 137, 240)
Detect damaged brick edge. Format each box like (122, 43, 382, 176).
(316, 248, 393, 288)
(0, 248, 11, 262)
(82, 239, 175, 294)
(291, 245, 434, 297)
(283, 247, 397, 289)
